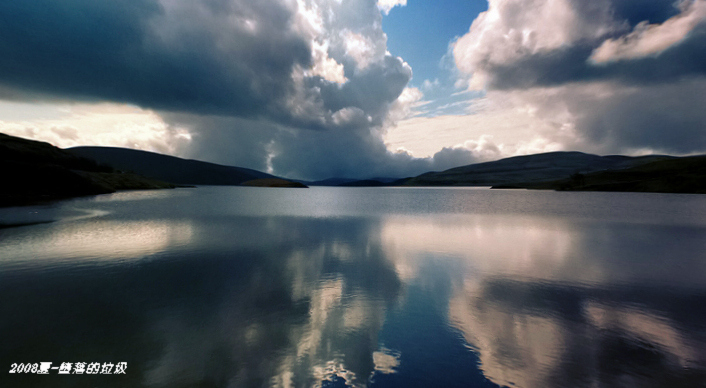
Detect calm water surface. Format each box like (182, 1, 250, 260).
(2, 186, 706, 387)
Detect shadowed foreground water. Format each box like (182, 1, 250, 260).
(1, 187, 706, 387)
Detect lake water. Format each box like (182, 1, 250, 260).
(2, 186, 706, 388)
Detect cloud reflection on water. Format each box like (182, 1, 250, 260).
(3, 188, 706, 388)
(378, 214, 706, 388)
(135, 216, 403, 388)
(0, 219, 194, 264)
(449, 279, 706, 388)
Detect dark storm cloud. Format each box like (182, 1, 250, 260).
(269, 132, 478, 180)
(608, 0, 681, 25)
(0, 0, 311, 118)
(486, 45, 597, 90)
(0, 0, 415, 132)
(163, 113, 279, 174)
(0, 0, 446, 180)
(574, 78, 706, 154)
(455, 0, 706, 90)
(488, 23, 706, 90)
(451, 0, 706, 158)
(565, 0, 680, 27)
(317, 55, 413, 123)
(170, 113, 477, 181)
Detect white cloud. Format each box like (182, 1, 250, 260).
(441, 0, 706, 160)
(332, 106, 366, 126)
(342, 29, 384, 70)
(390, 74, 706, 162)
(0, 0, 426, 180)
(590, 0, 706, 63)
(295, 1, 347, 84)
(377, 0, 407, 15)
(458, 135, 503, 160)
(294, 0, 325, 37)
(0, 102, 192, 155)
(421, 78, 440, 91)
(384, 86, 424, 126)
(384, 85, 575, 160)
(453, 0, 622, 89)
(307, 41, 347, 84)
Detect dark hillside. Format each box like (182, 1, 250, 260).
(68, 146, 274, 186)
(523, 155, 706, 194)
(1, 133, 174, 207)
(403, 151, 672, 187)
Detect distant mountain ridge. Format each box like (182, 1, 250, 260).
(5, 131, 705, 204)
(402, 151, 674, 187)
(304, 176, 402, 186)
(68, 146, 278, 186)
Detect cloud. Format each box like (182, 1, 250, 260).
(445, 0, 706, 158)
(452, 0, 623, 90)
(342, 30, 383, 70)
(590, 0, 706, 63)
(385, 94, 568, 161)
(173, 113, 479, 180)
(421, 79, 440, 91)
(0, 0, 310, 119)
(422, 79, 706, 158)
(453, 0, 706, 90)
(307, 41, 348, 84)
(6, 0, 703, 180)
(1, 0, 466, 180)
(384, 87, 423, 125)
(571, 78, 706, 154)
(0, 103, 191, 155)
(377, 0, 407, 15)
(0, 0, 411, 130)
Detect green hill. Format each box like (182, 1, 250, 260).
(523, 155, 706, 194)
(402, 152, 672, 187)
(68, 146, 279, 186)
(0, 133, 174, 207)
(400, 150, 706, 194)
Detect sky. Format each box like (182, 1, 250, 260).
(1, 0, 705, 180)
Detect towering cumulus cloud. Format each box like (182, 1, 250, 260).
(0, 0, 469, 180)
(3, 0, 704, 178)
(452, 0, 706, 156)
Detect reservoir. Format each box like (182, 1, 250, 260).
(2, 186, 706, 387)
